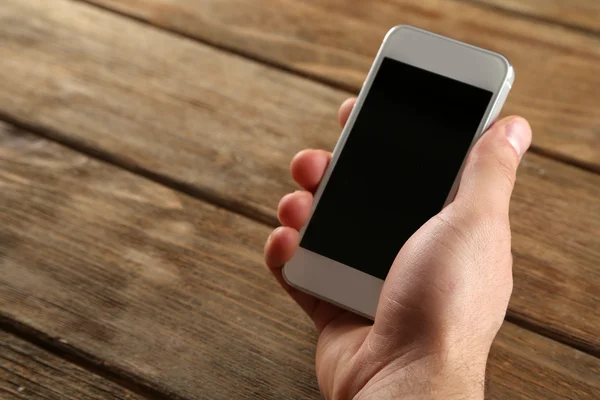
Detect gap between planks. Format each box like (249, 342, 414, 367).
(1, 0, 598, 394)
(0, 316, 188, 400)
(1, 119, 599, 399)
(2, 0, 598, 363)
(0, 111, 273, 227)
(1, 110, 599, 362)
(72, 0, 600, 176)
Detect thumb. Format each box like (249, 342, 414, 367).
(455, 116, 532, 216)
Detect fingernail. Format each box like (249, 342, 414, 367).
(505, 119, 530, 157)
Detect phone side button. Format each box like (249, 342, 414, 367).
(489, 82, 510, 125)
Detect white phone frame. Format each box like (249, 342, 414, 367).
(283, 25, 514, 319)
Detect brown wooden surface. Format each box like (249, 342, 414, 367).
(1, 0, 599, 398)
(1, 123, 599, 399)
(0, 122, 320, 400)
(82, 0, 600, 171)
(0, 330, 143, 400)
(465, 0, 600, 33)
(1, 0, 599, 355)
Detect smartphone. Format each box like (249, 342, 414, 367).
(283, 25, 514, 319)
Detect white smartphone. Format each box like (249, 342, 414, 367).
(283, 25, 514, 319)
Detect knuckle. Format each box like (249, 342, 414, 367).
(470, 138, 519, 191)
(433, 211, 467, 242)
(492, 148, 518, 189)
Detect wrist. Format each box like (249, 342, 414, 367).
(354, 350, 487, 400)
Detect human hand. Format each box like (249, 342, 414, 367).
(264, 98, 532, 399)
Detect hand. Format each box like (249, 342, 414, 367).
(264, 98, 532, 399)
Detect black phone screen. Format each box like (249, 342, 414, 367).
(300, 57, 493, 280)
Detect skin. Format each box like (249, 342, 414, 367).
(265, 97, 532, 399)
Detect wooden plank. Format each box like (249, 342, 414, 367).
(509, 154, 600, 354)
(0, 123, 320, 399)
(487, 323, 600, 399)
(1, 124, 599, 400)
(1, 0, 599, 354)
(0, 0, 600, 354)
(0, 330, 143, 400)
(81, 0, 600, 171)
(464, 0, 600, 34)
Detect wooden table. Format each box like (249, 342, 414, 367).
(0, 0, 598, 398)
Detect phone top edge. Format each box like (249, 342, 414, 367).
(384, 24, 513, 86)
(386, 25, 512, 69)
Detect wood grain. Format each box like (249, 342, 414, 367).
(81, 0, 600, 171)
(464, 0, 600, 34)
(487, 323, 600, 399)
(0, 330, 143, 400)
(0, 122, 321, 400)
(1, 123, 599, 399)
(0, 0, 598, 354)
